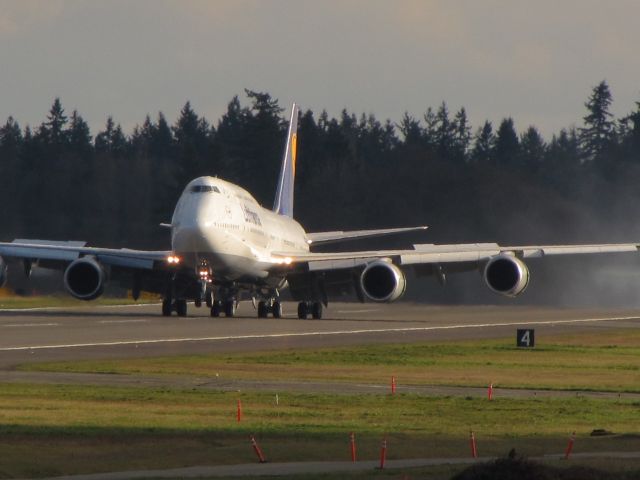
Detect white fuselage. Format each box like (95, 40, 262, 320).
(170, 177, 309, 283)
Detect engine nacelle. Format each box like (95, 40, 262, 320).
(360, 260, 407, 302)
(0, 256, 7, 288)
(63, 257, 106, 301)
(483, 254, 530, 297)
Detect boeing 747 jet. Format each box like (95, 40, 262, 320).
(1, 104, 639, 318)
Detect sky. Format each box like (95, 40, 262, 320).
(1, 0, 639, 139)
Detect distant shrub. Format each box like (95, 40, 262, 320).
(451, 455, 631, 480)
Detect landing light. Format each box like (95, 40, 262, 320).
(271, 256, 294, 265)
(167, 255, 181, 264)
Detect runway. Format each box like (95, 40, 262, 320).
(0, 301, 639, 368)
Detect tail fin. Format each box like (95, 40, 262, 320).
(272, 103, 299, 217)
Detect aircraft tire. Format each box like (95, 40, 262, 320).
(162, 299, 172, 317)
(211, 302, 221, 317)
(224, 300, 236, 317)
(297, 302, 308, 319)
(257, 301, 268, 318)
(312, 302, 323, 319)
(176, 299, 188, 317)
(273, 301, 282, 318)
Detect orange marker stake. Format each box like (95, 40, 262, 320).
(470, 431, 478, 458)
(564, 432, 576, 459)
(379, 437, 388, 469)
(250, 435, 267, 463)
(488, 383, 493, 401)
(237, 399, 242, 422)
(391, 376, 397, 395)
(350, 432, 357, 462)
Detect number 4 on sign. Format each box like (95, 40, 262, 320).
(517, 329, 535, 348)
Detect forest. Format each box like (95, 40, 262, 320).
(1, 82, 640, 254)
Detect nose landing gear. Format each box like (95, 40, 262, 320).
(210, 285, 238, 318)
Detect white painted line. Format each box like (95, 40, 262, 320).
(0, 315, 638, 352)
(336, 309, 379, 314)
(98, 319, 150, 324)
(0, 303, 160, 313)
(2, 323, 59, 328)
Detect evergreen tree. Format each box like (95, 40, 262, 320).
(398, 112, 423, 146)
(67, 110, 92, 156)
(96, 116, 127, 156)
(471, 121, 494, 164)
(618, 101, 640, 162)
(242, 91, 286, 203)
(214, 95, 249, 179)
(39, 98, 69, 150)
(423, 107, 438, 149)
(452, 107, 472, 162)
(544, 128, 580, 192)
(173, 101, 210, 181)
(153, 112, 174, 157)
(520, 126, 546, 170)
(579, 80, 616, 161)
(434, 102, 455, 158)
(0, 116, 23, 155)
(493, 118, 519, 167)
(0, 117, 23, 232)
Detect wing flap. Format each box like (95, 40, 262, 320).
(307, 226, 428, 245)
(5, 239, 87, 262)
(517, 244, 640, 258)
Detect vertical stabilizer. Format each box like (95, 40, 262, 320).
(272, 103, 299, 217)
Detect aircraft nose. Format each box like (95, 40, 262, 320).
(172, 224, 210, 253)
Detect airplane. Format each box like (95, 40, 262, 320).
(1, 103, 639, 319)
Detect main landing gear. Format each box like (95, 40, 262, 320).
(257, 299, 283, 318)
(210, 298, 237, 318)
(297, 301, 323, 319)
(162, 297, 188, 317)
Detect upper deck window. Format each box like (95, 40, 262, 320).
(190, 185, 220, 193)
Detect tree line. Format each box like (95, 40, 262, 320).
(1, 83, 640, 250)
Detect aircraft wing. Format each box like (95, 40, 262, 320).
(275, 242, 640, 271)
(278, 241, 640, 304)
(306, 226, 428, 246)
(0, 239, 171, 270)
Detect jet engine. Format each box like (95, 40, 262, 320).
(63, 257, 107, 300)
(483, 254, 530, 297)
(360, 260, 407, 302)
(0, 256, 7, 288)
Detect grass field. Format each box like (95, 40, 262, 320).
(0, 383, 639, 477)
(3, 329, 640, 477)
(21, 329, 640, 393)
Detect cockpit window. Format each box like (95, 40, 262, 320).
(190, 185, 220, 193)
